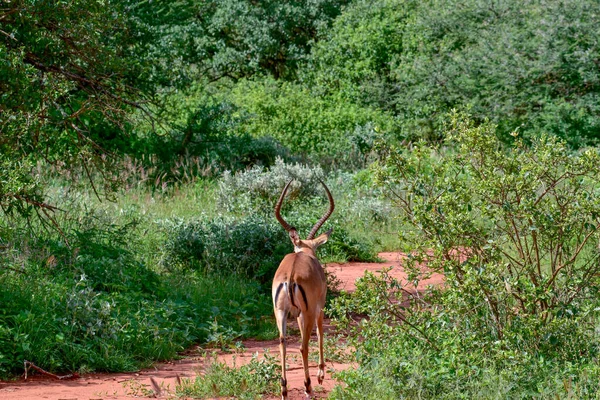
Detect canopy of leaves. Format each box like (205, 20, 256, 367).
(129, 0, 350, 84)
(305, 0, 600, 146)
(0, 0, 151, 215)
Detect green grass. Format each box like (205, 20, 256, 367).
(176, 352, 279, 400)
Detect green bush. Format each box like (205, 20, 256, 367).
(161, 215, 289, 282)
(162, 163, 382, 279)
(376, 113, 600, 331)
(0, 272, 197, 376)
(218, 157, 394, 227)
(132, 97, 291, 182)
(161, 212, 377, 279)
(215, 159, 385, 263)
(304, 0, 411, 111)
(228, 78, 394, 164)
(328, 113, 600, 397)
(218, 156, 326, 214)
(329, 273, 600, 399)
(0, 195, 275, 378)
(131, 0, 350, 83)
(71, 226, 160, 294)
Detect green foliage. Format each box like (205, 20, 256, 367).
(0, 189, 275, 378)
(70, 223, 160, 294)
(0, 155, 43, 217)
(0, 258, 272, 378)
(5, 0, 600, 221)
(133, 97, 289, 181)
(329, 275, 600, 399)
(0, 271, 197, 376)
(376, 113, 600, 333)
(215, 159, 382, 262)
(129, 0, 350, 83)
(304, 0, 414, 110)
(176, 352, 279, 400)
(306, 0, 600, 146)
(217, 157, 326, 213)
(166, 272, 277, 348)
(0, 0, 151, 214)
(160, 213, 377, 282)
(161, 215, 289, 282)
(328, 114, 600, 397)
(227, 78, 394, 163)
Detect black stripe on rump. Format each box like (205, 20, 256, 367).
(274, 282, 284, 305)
(289, 283, 296, 308)
(297, 284, 309, 311)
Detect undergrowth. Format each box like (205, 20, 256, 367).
(176, 352, 279, 400)
(0, 160, 394, 378)
(328, 117, 600, 399)
(328, 272, 600, 399)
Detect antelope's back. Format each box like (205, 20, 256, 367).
(273, 252, 327, 307)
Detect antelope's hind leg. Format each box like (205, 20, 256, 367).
(297, 313, 316, 398)
(316, 309, 326, 384)
(274, 309, 289, 399)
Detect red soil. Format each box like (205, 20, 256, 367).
(0, 252, 443, 400)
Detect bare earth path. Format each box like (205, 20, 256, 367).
(0, 252, 443, 400)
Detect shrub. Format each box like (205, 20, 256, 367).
(228, 78, 394, 164)
(376, 112, 600, 333)
(161, 196, 379, 282)
(331, 112, 600, 397)
(161, 215, 289, 282)
(218, 157, 393, 225)
(0, 272, 197, 376)
(161, 212, 377, 280)
(329, 274, 600, 399)
(25, 209, 161, 295)
(215, 159, 383, 265)
(133, 0, 351, 83)
(71, 225, 160, 294)
(218, 157, 326, 214)
(132, 98, 291, 183)
(0, 196, 275, 378)
(305, 0, 600, 147)
(329, 271, 600, 399)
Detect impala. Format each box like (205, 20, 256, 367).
(272, 179, 335, 399)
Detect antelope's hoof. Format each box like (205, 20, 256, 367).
(317, 368, 325, 384)
(281, 378, 288, 399)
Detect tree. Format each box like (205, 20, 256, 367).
(306, 0, 600, 146)
(0, 0, 151, 218)
(129, 0, 350, 84)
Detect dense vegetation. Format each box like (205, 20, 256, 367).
(329, 114, 600, 398)
(2, 0, 600, 398)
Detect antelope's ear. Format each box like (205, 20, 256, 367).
(313, 228, 333, 247)
(288, 230, 301, 246)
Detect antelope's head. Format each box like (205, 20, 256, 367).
(274, 179, 335, 258)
